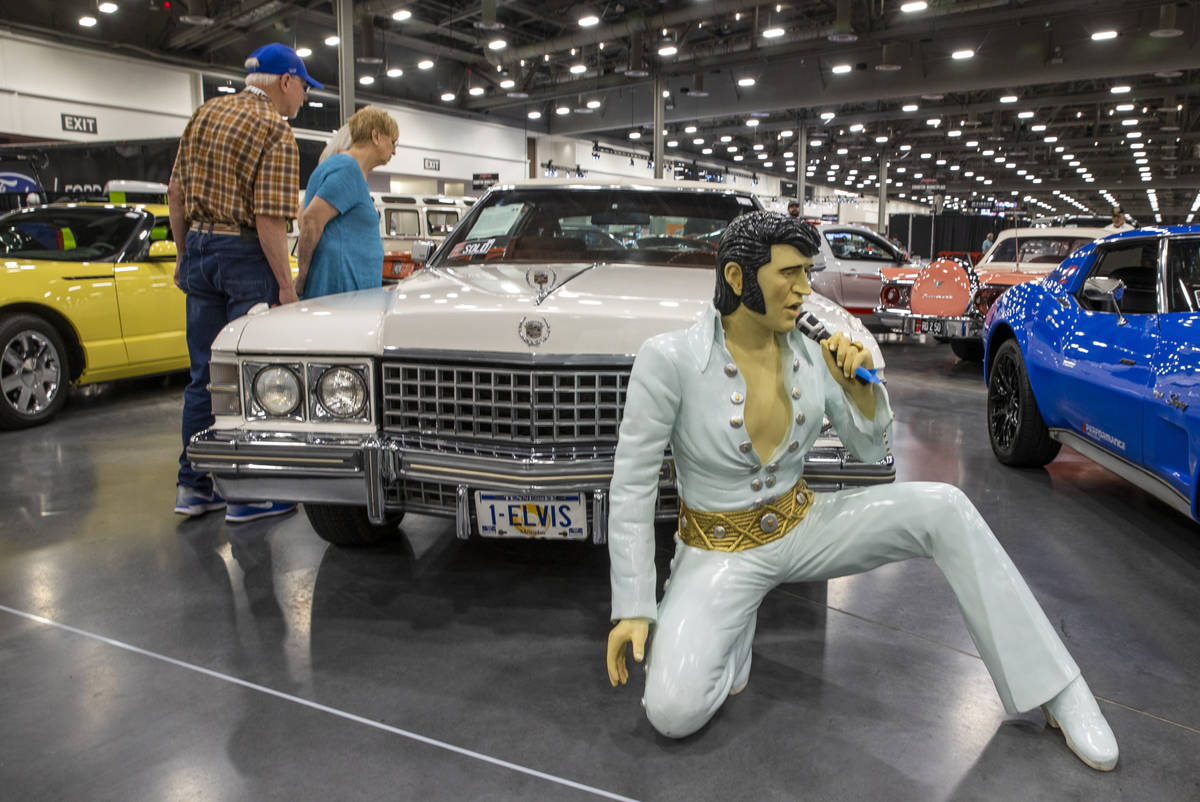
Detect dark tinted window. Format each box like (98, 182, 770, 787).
(0, 206, 143, 261)
(1079, 240, 1159, 314)
(1166, 239, 1200, 313)
(823, 230, 898, 262)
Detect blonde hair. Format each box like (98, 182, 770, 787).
(319, 124, 353, 163)
(347, 106, 399, 145)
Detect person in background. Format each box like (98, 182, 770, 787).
(787, 200, 800, 218)
(1104, 208, 1128, 232)
(981, 231, 995, 254)
(295, 106, 398, 298)
(169, 42, 319, 523)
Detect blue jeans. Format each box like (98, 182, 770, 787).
(177, 230, 279, 491)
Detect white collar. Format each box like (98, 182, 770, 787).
(244, 85, 269, 99)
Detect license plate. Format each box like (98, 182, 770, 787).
(473, 492, 588, 540)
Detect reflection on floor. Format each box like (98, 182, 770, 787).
(1, 343, 1198, 800)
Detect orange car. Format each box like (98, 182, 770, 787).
(875, 225, 1108, 360)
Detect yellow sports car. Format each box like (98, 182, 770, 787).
(0, 202, 186, 428)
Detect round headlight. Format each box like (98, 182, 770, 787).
(317, 367, 367, 418)
(253, 366, 301, 416)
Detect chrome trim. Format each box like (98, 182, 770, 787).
(1049, 428, 1192, 519)
(187, 429, 897, 537)
(378, 347, 636, 366)
(243, 361, 305, 422)
(592, 489, 608, 545)
(307, 362, 372, 423)
(455, 485, 471, 540)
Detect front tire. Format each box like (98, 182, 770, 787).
(304, 503, 404, 546)
(0, 314, 70, 430)
(987, 339, 1061, 466)
(950, 339, 985, 361)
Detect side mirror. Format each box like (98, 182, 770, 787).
(1082, 277, 1127, 323)
(149, 240, 177, 260)
(410, 239, 436, 263)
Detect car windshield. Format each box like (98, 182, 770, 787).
(0, 206, 143, 261)
(983, 235, 1095, 265)
(432, 186, 759, 268)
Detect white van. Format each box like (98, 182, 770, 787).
(375, 194, 475, 280)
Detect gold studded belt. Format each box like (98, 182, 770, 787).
(678, 478, 815, 552)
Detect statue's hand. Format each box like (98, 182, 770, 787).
(606, 618, 651, 687)
(819, 331, 877, 419)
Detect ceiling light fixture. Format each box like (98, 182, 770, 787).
(737, 77, 757, 87)
(1110, 84, 1132, 94)
(763, 27, 785, 39)
(901, 1, 928, 12)
(295, 47, 312, 58)
(359, 75, 375, 85)
(324, 35, 339, 46)
(831, 64, 853, 75)
(902, 103, 918, 112)
(468, 86, 484, 96)
(578, 13, 600, 28)
(440, 92, 456, 102)
(98, 2, 118, 13)
(527, 110, 542, 119)
(488, 39, 507, 51)
(951, 49, 975, 60)
(569, 63, 587, 74)
(392, 9, 412, 21)
(418, 59, 434, 70)
(556, 105, 570, 115)
(1091, 30, 1118, 41)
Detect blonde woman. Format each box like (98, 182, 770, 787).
(296, 106, 398, 297)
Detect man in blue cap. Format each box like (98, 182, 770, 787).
(168, 43, 322, 523)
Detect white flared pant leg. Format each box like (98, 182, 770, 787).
(642, 481, 1080, 738)
(643, 542, 774, 738)
(779, 481, 1080, 713)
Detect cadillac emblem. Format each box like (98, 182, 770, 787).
(519, 316, 550, 346)
(526, 266, 556, 289)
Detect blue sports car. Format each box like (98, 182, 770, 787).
(983, 226, 1200, 524)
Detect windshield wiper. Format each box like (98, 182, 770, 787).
(533, 261, 605, 305)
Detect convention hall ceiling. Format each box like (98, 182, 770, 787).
(5, 1, 1199, 221)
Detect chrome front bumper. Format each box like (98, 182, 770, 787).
(187, 429, 895, 542)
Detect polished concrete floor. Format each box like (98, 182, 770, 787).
(2, 340, 1198, 801)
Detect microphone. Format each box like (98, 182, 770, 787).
(796, 311, 884, 385)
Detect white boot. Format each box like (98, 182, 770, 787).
(1042, 676, 1119, 771)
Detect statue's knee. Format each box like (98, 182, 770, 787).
(644, 692, 711, 739)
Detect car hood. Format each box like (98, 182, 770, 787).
(214, 261, 885, 368)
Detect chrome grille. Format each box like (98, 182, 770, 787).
(382, 359, 630, 451)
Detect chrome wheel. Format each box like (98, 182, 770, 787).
(1, 330, 61, 416)
(988, 350, 1019, 452)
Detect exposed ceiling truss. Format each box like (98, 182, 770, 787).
(2, 0, 1198, 220)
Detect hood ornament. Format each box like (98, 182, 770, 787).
(526, 266, 557, 292)
(518, 316, 550, 346)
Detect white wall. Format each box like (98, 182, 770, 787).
(0, 32, 198, 141)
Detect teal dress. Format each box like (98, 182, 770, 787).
(300, 154, 383, 298)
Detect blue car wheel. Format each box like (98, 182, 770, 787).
(987, 339, 1061, 467)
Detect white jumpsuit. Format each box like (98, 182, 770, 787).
(608, 306, 1080, 738)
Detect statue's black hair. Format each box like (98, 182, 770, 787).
(713, 211, 822, 315)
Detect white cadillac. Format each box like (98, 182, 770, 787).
(188, 181, 895, 546)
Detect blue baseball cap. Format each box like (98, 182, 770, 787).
(245, 43, 324, 89)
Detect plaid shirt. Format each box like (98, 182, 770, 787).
(171, 88, 299, 227)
